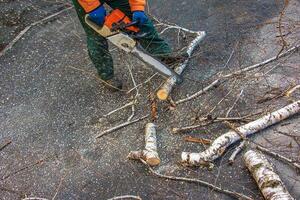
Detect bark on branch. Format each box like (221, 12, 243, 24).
(181, 100, 300, 166)
(128, 123, 161, 166)
(157, 32, 206, 100)
(244, 150, 295, 200)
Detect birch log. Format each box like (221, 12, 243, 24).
(244, 150, 295, 200)
(156, 31, 206, 100)
(128, 123, 161, 166)
(181, 100, 300, 166)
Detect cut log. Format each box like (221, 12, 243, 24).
(181, 100, 300, 166)
(128, 123, 160, 166)
(244, 150, 295, 200)
(157, 32, 206, 100)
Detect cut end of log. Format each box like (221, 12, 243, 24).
(172, 128, 180, 134)
(146, 157, 161, 166)
(157, 89, 168, 100)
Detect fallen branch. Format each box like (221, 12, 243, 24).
(256, 145, 300, 171)
(222, 44, 299, 79)
(181, 100, 300, 166)
(0, 6, 73, 57)
(95, 115, 149, 139)
(175, 79, 220, 105)
(150, 14, 200, 35)
(285, 85, 300, 97)
(22, 198, 48, 200)
(126, 73, 157, 94)
(103, 101, 135, 118)
(139, 159, 253, 200)
(226, 89, 244, 117)
(223, 121, 246, 140)
(228, 141, 246, 164)
(107, 195, 142, 200)
(244, 150, 295, 200)
(175, 44, 300, 105)
(157, 32, 206, 100)
(128, 123, 160, 166)
(172, 116, 251, 134)
(184, 136, 212, 145)
(0, 140, 12, 151)
(2, 155, 52, 180)
(126, 60, 140, 122)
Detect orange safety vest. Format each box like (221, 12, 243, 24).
(78, 0, 146, 13)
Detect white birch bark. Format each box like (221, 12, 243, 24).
(157, 32, 206, 100)
(244, 150, 295, 200)
(128, 123, 160, 166)
(181, 100, 300, 166)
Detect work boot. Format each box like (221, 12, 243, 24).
(157, 52, 189, 66)
(103, 77, 123, 92)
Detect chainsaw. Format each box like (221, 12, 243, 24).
(85, 9, 182, 84)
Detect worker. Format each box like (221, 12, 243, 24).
(72, 0, 185, 91)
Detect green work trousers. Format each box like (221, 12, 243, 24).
(72, 0, 172, 80)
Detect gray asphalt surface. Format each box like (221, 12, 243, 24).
(1, 0, 300, 199)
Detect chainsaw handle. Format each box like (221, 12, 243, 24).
(111, 21, 139, 32)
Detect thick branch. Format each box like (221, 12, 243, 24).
(244, 150, 295, 200)
(181, 101, 300, 166)
(157, 32, 206, 100)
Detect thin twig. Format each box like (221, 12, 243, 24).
(126, 60, 139, 121)
(95, 115, 149, 139)
(0, 140, 12, 151)
(223, 44, 299, 79)
(285, 84, 300, 97)
(184, 136, 212, 145)
(172, 115, 252, 134)
(0, 6, 73, 57)
(107, 195, 142, 200)
(103, 101, 135, 118)
(256, 145, 300, 170)
(1, 156, 52, 180)
(139, 159, 253, 200)
(175, 79, 220, 105)
(126, 73, 157, 94)
(229, 141, 246, 164)
(52, 173, 67, 200)
(175, 44, 300, 105)
(226, 89, 244, 117)
(65, 65, 126, 92)
(276, 0, 289, 57)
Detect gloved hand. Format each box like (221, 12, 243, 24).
(132, 11, 148, 25)
(89, 5, 106, 26)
